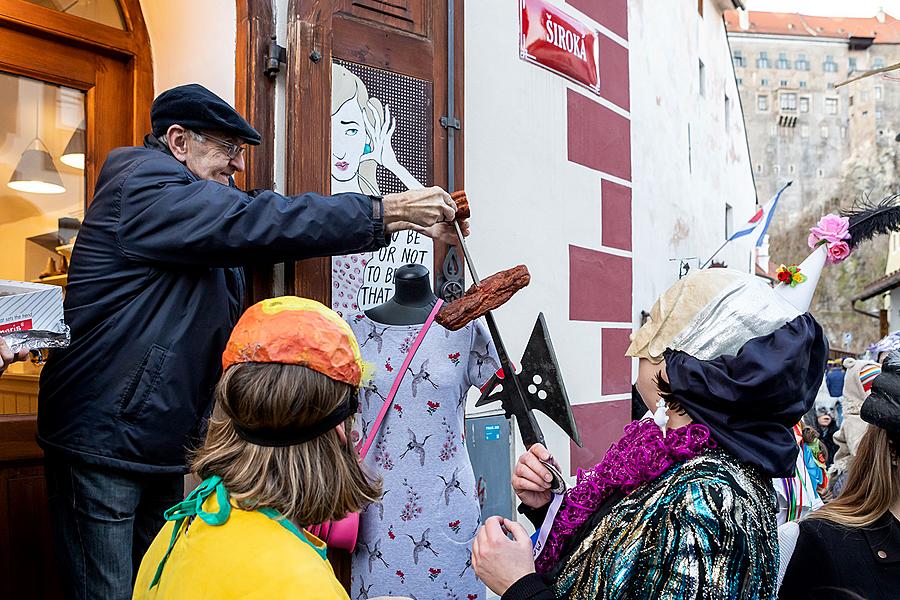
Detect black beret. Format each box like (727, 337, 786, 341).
(150, 83, 261, 145)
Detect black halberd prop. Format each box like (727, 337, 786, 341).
(449, 192, 581, 491)
(449, 229, 581, 452)
(475, 313, 582, 449)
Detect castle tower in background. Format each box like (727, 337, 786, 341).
(726, 9, 900, 352)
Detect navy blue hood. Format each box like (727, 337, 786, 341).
(665, 313, 828, 478)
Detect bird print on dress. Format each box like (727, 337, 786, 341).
(438, 467, 467, 506)
(361, 323, 389, 353)
(356, 579, 372, 600)
(399, 428, 431, 466)
(470, 345, 499, 380)
(363, 379, 387, 407)
(363, 539, 390, 573)
(406, 528, 440, 565)
(459, 549, 472, 578)
(408, 359, 439, 397)
(369, 489, 389, 521)
(357, 415, 371, 448)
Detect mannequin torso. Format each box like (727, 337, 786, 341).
(364, 264, 437, 325)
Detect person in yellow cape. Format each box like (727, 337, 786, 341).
(133, 296, 380, 599)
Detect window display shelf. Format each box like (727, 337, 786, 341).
(55, 242, 75, 260)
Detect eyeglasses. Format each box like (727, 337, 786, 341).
(193, 131, 246, 160)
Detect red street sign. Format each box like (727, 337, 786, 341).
(520, 0, 601, 94)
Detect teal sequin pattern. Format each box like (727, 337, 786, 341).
(553, 450, 778, 599)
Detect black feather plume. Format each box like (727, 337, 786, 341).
(842, 194, 900, 249)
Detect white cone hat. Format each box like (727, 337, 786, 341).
(774, 245, 827, 313)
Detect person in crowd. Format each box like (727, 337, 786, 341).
(825, 358, 845, 398)
(868, 331, 900, 364)
(814, 403, 840, 468)
(0, 337, 28, 376)
(801, 425, 830, 498)
(829, 358, 881, 497)
(778, 351, 900, 600)
(775, 424, 824, 525)
(37, 83, 465, 599)
(472, 268, 827, 599)
(133, 296, 379, 599)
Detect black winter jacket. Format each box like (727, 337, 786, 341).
(37, 136, 388, 473)
(779, 511, 900, 600)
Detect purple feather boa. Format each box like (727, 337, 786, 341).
(534, 419, 716, 573)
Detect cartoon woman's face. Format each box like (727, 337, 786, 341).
(331, 98, 367, 182)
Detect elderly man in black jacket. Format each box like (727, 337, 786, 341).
(37, 84, 463, 599)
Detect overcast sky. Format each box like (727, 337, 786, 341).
(743, 0, 900, 17)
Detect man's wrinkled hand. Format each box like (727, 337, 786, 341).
(383, 187, 456, 231)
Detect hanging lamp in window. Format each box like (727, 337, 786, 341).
(8, 101, 66, 194)
(60, 120, 85, 170)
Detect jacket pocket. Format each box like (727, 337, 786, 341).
(117, 344, 169, 423)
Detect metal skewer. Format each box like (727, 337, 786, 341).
(450, 218, 565, 490)
(452, 220, 480, 285)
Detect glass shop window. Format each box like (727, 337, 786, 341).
(0, 72, 85, 286)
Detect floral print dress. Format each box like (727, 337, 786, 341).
(349, 315, 498, 600)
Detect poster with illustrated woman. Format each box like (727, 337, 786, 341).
(331, 61, 434, 316)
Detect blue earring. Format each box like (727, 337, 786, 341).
(364, 143, 372, 153)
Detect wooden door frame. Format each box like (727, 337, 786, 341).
(0, 0, 153, 198)
(0, 0, 152, 139)
(284, 0, 465, 305)
(234, 0, 278, 305)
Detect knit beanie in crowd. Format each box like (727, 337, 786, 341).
(841, 358, 881, 415)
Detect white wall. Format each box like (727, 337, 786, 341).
(463, 0, 757, 489)
(139, 0, 237, 102)
(464, 0, 620, 480)
(630, 0, 757, 316)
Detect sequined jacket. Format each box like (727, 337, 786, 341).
(504, 450, 778, 600)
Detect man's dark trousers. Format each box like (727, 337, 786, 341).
(46, 457, 183, 600)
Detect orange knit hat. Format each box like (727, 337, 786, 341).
(222, 296, 364, 387)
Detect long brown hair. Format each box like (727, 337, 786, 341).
(192, 362, 381, 526)
(807, 425, 900, 528)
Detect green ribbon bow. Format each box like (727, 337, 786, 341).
(149, 476, 232, 589)
(148, 475, 326, 590)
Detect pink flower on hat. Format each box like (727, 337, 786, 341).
(807, 214, 853, 265)
(826, 241, 851, 264)
(808, 214, 850, 248)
